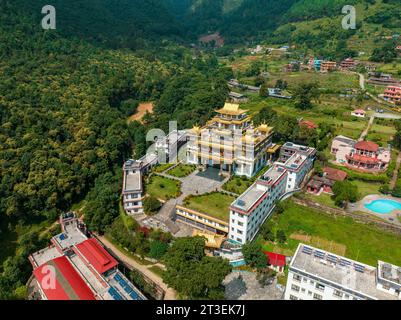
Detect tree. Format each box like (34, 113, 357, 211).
(260, 224, 275, 242)
(275, 79, 288, 90)
(163, 237, 231, 299)
(149, 240, 168, 260)
(143, 196, 162, 215)
(256, 268, 276, 287)
(332, 181, 360, 207)
(293, 82, 320, 110)
(242, 242, 267, 269)
(276, 230, 287, 244)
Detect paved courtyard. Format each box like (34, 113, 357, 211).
(142, 167, 230, 236)
(223, 271, 285, 300)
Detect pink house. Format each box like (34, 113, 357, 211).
(331, 136, 391, 172)
(351, 109, 366, 118)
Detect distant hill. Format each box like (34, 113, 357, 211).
(165, 0, 401, 53)
(8, 0, 182, 49)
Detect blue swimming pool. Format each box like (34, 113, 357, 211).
(230, 259, 246, 267)
(364, 199, 401, 214)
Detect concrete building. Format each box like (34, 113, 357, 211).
(331, 136, 391, 172)
(29, 213, 145, 301)
(186, 103, 275, 178)
(285, 243, 401, 300)
(320, 61, 337, 73)
(383, 85, 401, 105)
(122, 130, 187, 215)
(228, 143, 316, 244)
(340, 58, 358, 71)
(228, 91, 249, 103)
(351, 109, 366, 118)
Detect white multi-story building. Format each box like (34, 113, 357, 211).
(285, 243, 401, 300)
(122, 130, 187, 215)
(228, 143, 316, 244)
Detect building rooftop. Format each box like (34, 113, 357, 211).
(33, 256, 96, 300)
(283, 153, 308, 171)
(124, 171, 142, 192)
(261, 165, 287, 185)
(378, 261, 401, 286)
(290, 244, 398, 300)
(215, 103, 248, 116)
(52, 223, 88, 251)
(231, 182, 267, 213)
(74, 238, 118, 275)
(333, 135, 355, 147)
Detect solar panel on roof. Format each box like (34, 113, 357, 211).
(354, 264, 365, 273)
(339, 259, 351, 266)
(302, 246, 313, 254)
(314, 250, 325, 258)
(237, 200, 245, 207)
(327, 255, 338, 263)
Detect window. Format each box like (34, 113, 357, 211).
(289, 295, 298, 300)
(313, 293, 323, 300)
(293, 274, 302, 282)
(237, 230, 243, 235)
(333, 290, 343, 298)
(307, 291, 312, 296)
(315, 283, 325, 291)
(238, 221, 244, 226)
(291, 284, 300, 292)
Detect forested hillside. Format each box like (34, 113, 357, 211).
(0, 0, 231, 298)
(166, 0, 401, 53)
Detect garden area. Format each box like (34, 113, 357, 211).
(166, 164, 196, 178)
(182, 192, 235, 222)
(223, 165, 271, 195)
(145, 175, 181, 200)
(258, 200, 401, 267)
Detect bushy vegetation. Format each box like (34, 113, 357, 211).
(162, 237, 232, 299)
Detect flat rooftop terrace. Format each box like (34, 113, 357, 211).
(31, 246, 62, 268)
(291, 244, 397, 300)
(231, 183, 267, 213)
(124, 171, 142, 192)
(53, 224, 88, 251)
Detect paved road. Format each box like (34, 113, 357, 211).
(96, 235, 177, 300)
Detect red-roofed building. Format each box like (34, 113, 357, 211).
(74, 238, 118, 275)
(383, 85, 401, 105)
(299, 120, 318, 130)
(323, 167, 347, 182)
(331, 136, 391, 172)
(264, 252, 286, 273)
(33, 256, 96, 300)
(29, 213, 145, 301)
(351, 109, 366, 118)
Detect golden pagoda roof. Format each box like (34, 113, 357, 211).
(215, 103, 248, 116)
(193, 230, 225, 249)
(257, 123, 273, 133)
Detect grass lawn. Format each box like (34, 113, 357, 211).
(352, 180, 381, 198)
(223, 165, 271, 195)
(366, 123, 396, 147)
(300, 192, 337, 208)
(167, 164, 196, 178)
(146, 175, 181, 200)
(148, 265, 165, 277)
(223, 176, 253, 195)
(152, 163, 175, 173)
(183, 192, 235, 222)
(261, 200, 401, 266)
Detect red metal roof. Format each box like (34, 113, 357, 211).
(264, 251, 286, 267)
(75, 238, 118, 275)
(323, 167, 347, 181)
(33, 256, 95, 300)
(354, 140, 379, 152)
(347, 153, 379, 164)
(299, 120, 317, 129)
